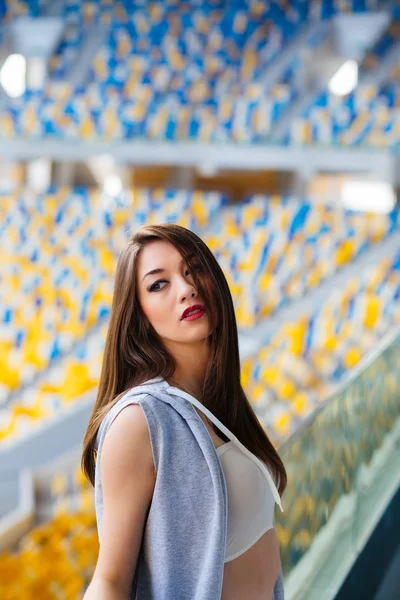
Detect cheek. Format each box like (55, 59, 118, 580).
(139, 293, 161, 326)
(147, 296, 175, 328)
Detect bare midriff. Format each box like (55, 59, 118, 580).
(198, 410, 282, 600)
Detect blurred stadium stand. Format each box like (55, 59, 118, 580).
(0, 1, 399, 599)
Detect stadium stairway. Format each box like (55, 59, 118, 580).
(360, 40, 400, 87)
(359, 0, 400, 87)
(68, 24, 110, 88)
(267, 21, 336, 144)
(247, 20, 330, 93)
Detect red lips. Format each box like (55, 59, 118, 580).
(181, 304, 205, 320)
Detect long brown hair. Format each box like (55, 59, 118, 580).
(81, 224, 287, 494)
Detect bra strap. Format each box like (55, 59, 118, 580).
(166, 387, 284, 512)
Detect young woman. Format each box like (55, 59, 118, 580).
(82, 223, 287, 600)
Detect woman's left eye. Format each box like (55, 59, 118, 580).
(190, 264, 203, 274)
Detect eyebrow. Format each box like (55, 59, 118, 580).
(141, 253, 196, 283)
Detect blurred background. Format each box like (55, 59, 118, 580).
(0, 1, 399, 598)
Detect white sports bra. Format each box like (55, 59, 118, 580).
(216, 441, 276, 562)
(163, 381, 284, 564)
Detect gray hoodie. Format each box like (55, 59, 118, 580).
(94, 376, 285, 599)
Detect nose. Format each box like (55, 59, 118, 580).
(178, 274, 197, 301)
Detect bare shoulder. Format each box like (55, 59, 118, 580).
(101, 403, 156, 479)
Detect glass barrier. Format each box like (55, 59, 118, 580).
(275, 329, 400, 600)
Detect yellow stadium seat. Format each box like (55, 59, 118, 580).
(364, 295, 381, 329)
(343, 347, 362, 369)
(274, 412, 292, 438)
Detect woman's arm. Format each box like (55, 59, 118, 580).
(83, 404, 156, 599)
(83, 577, 132, 600)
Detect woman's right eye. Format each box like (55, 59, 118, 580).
(149, 280, 167, 292)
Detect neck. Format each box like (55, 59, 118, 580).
(167, 346, 210, 400)
(168, 373, 204, 400)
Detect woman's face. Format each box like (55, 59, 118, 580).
(137, 240, 214, 348)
